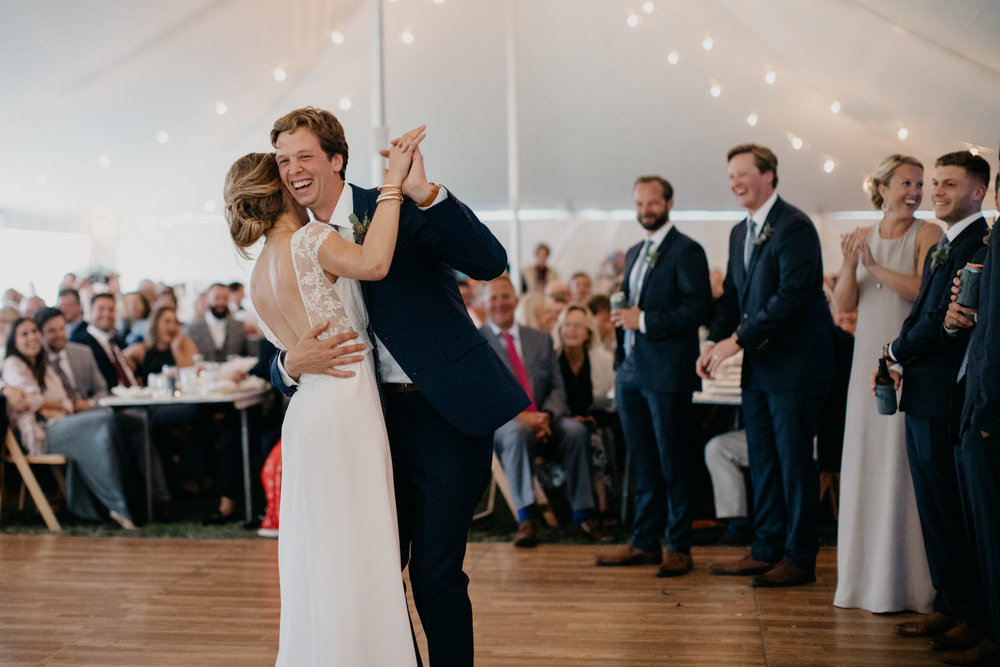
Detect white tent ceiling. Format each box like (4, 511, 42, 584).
(1, 0, 998, 228)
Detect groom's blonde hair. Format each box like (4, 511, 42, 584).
(271, 107, 349, 181)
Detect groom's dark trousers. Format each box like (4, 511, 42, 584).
(274, 185, 528, 666)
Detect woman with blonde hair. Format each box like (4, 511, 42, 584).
(224, 125, 423, 665)
(833, 154, 942, 613)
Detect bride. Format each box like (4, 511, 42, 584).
(224, 126, 425, 665)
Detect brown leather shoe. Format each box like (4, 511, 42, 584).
(513, 519, 538, 548)
(942, 638, 998, 666)
(656, 549, 693, 578)
(595, 545, 660, 567)
(709, 553, 775, 576)
(895, 611, 959, 638)
(578, 519, 614, 543)
(931, 622, 987, 652)
(750, 561, 815, 588)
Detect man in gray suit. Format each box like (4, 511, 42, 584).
(480, 277, 609, 547)
(186, 283, 249, 361)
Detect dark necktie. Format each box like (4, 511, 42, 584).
(108, 343, 134, 387)
(49, 354, 79, 401)
(501, 331, 537, 412)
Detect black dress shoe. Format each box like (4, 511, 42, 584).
(202, 511, 239, 526)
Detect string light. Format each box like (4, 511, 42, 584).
(642, 2, 654, 13)
(702, 36, 714, 50)
(709, 82, 721, 97)
(98, 153, 111, 168)
(764, 70, 776, 85)
(215, 101, 228, 115)
(339, 97, 352, 111)
(823, 158, 836, 173)
(746, 113, 758, 126)
(157, 130, 169, 144)
(626, 13, 639, 28)
(330, 30, 344, 44)
(830, 101, 841, 114)
(273, 67, 287, 82)
(667, 51, 679, 65)
(897, 127, 909, 140)
(204, 200, 217, 213)
(790, 135, 803, 150)
(401, 30, 415, 44)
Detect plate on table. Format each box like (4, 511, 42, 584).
(111, 386, 152, 398)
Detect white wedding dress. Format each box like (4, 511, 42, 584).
(261, 221, 417, 666)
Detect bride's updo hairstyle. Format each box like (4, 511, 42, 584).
(224, 152, 285, 258)
(864, 154, 923, 210)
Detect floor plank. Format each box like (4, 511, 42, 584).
(0, 537, 943, 665)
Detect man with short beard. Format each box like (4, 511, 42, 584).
(595, 175, 712, 577)
(186, 283, 249, 362)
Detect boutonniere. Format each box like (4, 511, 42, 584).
(349, 212, 371, 244)
(752, 220, 774, 246)
(985, 221, 995, 246)
(931, 241, 951, 269)
(646, 250, 660, 268)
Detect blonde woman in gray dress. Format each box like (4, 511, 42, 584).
(833, 154, 943, 613)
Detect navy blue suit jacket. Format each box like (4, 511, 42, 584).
(891, 217, 988, 420)
(960, 223, 999, 435)
(271, 185, 529, 437)
(708, 196, 834, 391)
(69, 325, 125, 390)
(614, 226, 713, 394)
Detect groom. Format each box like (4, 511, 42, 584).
(268, 107, 528, 665)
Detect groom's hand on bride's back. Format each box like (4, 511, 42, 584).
(284, 321, 365, 381)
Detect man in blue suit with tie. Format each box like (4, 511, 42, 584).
(698, 144, 833, 588)
(594, 176, 712, 577)
(268, 107, 528, 665)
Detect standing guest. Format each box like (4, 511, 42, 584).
(186, 283, 249, 362)
(57, 288, 86, 339)
(552, 304, 619, 519)
(70, 293, 137, 390)
(943, 171, 1000, 665)
(120, 291, 151, 346)
(587, 294, 616, 353)
(2, 317, 136, 529)
(569, 271, 593, 304)
(833, 154, 941, 613)
(697, 144, 834, 588)
(544, 280, 572, 306)
(0, 305, 19, 348)
(482, 277, 609, 547)
(596, 175, 712, 578)
(521, 242, 560, 293)
(884, 151, 990, 651)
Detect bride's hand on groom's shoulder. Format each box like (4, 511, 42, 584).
(285, 321, 366, 380)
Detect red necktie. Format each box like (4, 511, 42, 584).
(501, 331, 537, 412)
(109, 344, 133, 387)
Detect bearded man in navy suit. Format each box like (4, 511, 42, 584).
(268, 107, 527, 666)
(594, 176, 712, 577)
(697, 144, 834, 588)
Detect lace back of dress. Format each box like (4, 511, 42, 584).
(291, 223, 358, 341)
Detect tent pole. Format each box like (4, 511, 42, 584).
(505, 0, 522, 294)
(370, 0, 388, 186)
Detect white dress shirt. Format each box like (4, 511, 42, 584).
(628, 221, 673, 334)
(204, 311, 229, 351)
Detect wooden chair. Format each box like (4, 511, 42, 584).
(0, 428, 66, 532)
(818, 471, 840, 521)
(474, 453, 559, 528)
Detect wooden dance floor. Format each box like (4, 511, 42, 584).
(0, 536, 943, 665)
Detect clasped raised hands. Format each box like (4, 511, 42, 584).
(380, 125, 434, 203)
(382, 125, 426, 188)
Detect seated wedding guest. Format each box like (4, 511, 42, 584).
(2, 317, 136, 529)
(19, 296, 46, 318)
(228, 281, 260, 336)
(521, 242, 560, 293)
(481, 277, 610, 546)
(124, 305, 199, 382)
(569, 272, 593, 304)
(457, 277, 484, 327)
(36, 306, 172, 516)
(71, 293, 137, 390)
(709, 268, 726, 300)
(186, 283, 250, 362)
(587, 294, 616, 353)
(136, 279, 157, 307)
(153, 285, 178, 311)
(704, 430, 752, 544)
(57, 288, 86, 338)
(545, 280, 572, 305)
(553, 304, 620, 519)
(120, 291, 151, 346)
(0, 305, 19, 349)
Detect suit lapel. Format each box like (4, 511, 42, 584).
(636, 227, 676, 304)
(622, 243, 641, 302)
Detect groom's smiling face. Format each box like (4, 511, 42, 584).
(275, 128, 345, 220)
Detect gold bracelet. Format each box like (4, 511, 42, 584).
(416, 183, 441, 208)
(376, 193, 403, 204)
(377, 184, 402, 192)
